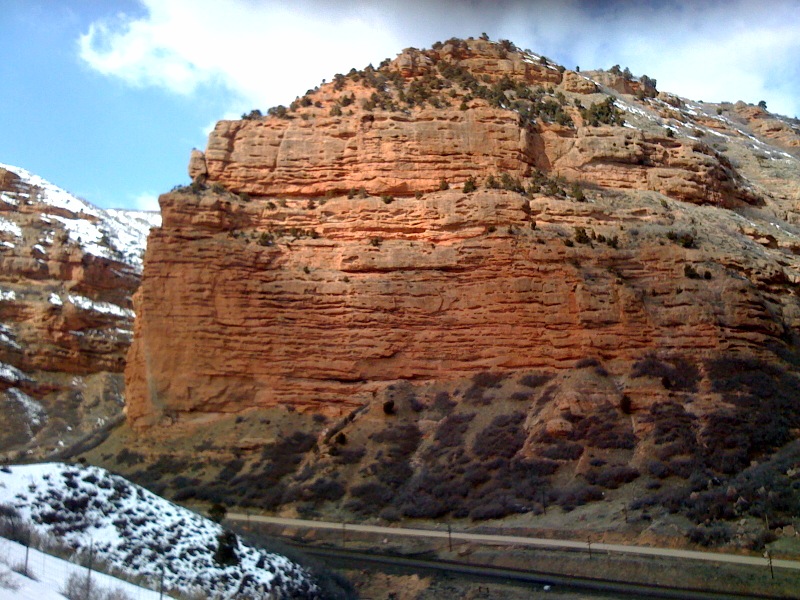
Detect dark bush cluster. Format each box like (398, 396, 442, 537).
(631, 354, 700, 392)
(702, 357, 800, 474)
(584, 465, 640, 489)
(519, 372, 554, 388)
(433, 412, 476, 449)
(566, 410, 636, 450)
(557, 484, 604, 511)
(473, 412, 526, 459)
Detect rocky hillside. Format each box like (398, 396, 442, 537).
(100, 37, 800, 547)
(0, 163, 159, 461)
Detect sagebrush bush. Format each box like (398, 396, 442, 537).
(473, 412, 526, 459)
(687, 522, 732, 547)
(585, 465, 640, 489)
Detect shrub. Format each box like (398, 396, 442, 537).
(347, 482, 393, 514)
(213, 530, 240, 566)
(334, 447, 365, 465)
(647, 460, 670, 479)
(569, 413, 636, 449)
(433, 412, 475, 449)
(208, 503, 227, 523)
(469, 496, 517, 520)
(432, 391, 455, 411)
(519, 373, 553, 388)
(115, 448, 144, 466)
(463, 177, 477, 193)
(62, 573, 134, 600)
(473, 412, 526, 460)
(570, 183, 586, 202)
(666, 230, 696, 248)
(631, 354, 700, 392)
(574, 227, 591, 244)
(267, 105, 287, 118)
(688, 522, 732, 547)
(585, 466, 640, 489)
(581, 96, 625, 127)
(472, 371, 505, 388)
(557, 484, 604, 511)
(684, 264, 700, 279)
(308, 478, 345, 502)
(439, 178, 449, 191)
(540, 441, 584, 461)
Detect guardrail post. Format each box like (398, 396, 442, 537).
(587, 536, 592, 559)
(341, 521, 346, 547)
(767, 550, 774, 579)
(448, 523, 452, 552)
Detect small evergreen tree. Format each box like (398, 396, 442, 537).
(214, 530, 240, 566)
(208, 502, 227, 523)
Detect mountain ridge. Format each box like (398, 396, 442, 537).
(0, 163, 159, 461)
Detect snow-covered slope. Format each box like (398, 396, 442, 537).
(0, 536, 173, 600)
(0, 463, 319, 598)
(0, 162, 161, 460)
(0, 162, 160, 270)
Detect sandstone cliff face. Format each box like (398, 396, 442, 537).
(0, 163, 159, 459)
(117, 37, 800, 529)
(126, 182, 800, 429)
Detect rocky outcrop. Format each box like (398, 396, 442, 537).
(189, 39, 755, 209)
(115, 38, 800, 530)
(198, 106, 535, 197)
(551, 126, 758, 207)
(0, 163, 159, 459)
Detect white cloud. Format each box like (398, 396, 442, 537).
(131, 192, 160, 212)
(79, 0, 800, 118)
(79, 0, 406, 113)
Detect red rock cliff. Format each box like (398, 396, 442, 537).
(127, 37, 800, 432)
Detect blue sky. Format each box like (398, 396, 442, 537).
(2, 0, 799, 211)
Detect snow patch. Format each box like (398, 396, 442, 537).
(0, 362, 29, 385)
(0, 290, 15, 302)
(0, 325, 20, 350)
(67, 295, 133, 318)
(0, 218, 21, 239)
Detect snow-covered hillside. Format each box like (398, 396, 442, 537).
(0, 162, 160, 270)
(0, 463, 319, 598)
(0, 536, 172, 600)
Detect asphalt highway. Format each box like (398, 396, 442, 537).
(227, 513, 800, 571)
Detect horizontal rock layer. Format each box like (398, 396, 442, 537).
(126, 188, 795, 427)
